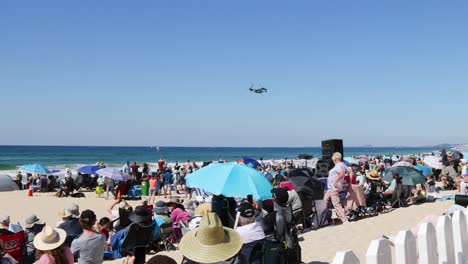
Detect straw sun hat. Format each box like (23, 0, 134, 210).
(33, 225, 66, 251)
(366, 170, 381, 181)
(180, 213, 242, 263)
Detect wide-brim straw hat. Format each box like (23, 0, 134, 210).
(33, 225, 66, 251)
(366, 170, 381, 181)
(180, 213, 242, 263)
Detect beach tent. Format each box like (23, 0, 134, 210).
(0, 175, 19, 192)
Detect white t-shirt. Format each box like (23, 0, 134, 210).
(236, 222, 265, 244)
(462, 165, 467, 176)
(327, 162, 347, 190)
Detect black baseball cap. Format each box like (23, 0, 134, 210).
(80, 209, 97, 224)
(238, 202, 255, 218)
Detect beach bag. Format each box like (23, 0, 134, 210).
(262, 237, 284, 264)
(95, 186, 104, 195)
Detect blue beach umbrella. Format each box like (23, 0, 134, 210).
(186, 162, 273, 200)
(240, 157, 261, 169)
(19, 164, 50, 174)
(76, 165, 101, 175)
(415, 165, 432, 176)
(48, 169, 61, 174)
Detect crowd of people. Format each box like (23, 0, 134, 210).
(2, 149, 467, 264)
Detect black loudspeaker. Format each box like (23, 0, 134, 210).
(455, 195, 468, 207)
(315, 160, 330, 178)
(321, 139, 344, 160)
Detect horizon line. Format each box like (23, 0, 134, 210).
(0, 144, 445, 149)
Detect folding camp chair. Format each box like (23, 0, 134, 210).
(158, 222, 181, 251)
(0, 230, 26, 261)
(120, 222, 155, 260)
(391, 183, 408, 208)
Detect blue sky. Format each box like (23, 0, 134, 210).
(1, 0, 467, 147)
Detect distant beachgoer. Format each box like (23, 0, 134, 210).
(149, 174, 158, 204)
(130, 162, 139, 179)
(163, 169, 173, 198)
(142, 162, 150, 178)
(104, 177, 116, 200)
(158, 158, 165, 172)
(122, 161, 131, 175)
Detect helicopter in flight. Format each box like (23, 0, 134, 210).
(248, 84, 268, 94)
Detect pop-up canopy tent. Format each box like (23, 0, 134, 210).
(0, 175, 19, 192)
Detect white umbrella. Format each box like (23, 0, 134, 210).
(344, 157, 359, 165)
(96, 168, 129, 182)
(423, 156, 442, 170)
(391, 161, 414, 168)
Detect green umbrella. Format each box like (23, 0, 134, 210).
(383, 166, 427, 186)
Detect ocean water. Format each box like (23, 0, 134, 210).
(0, 145, 438, 172)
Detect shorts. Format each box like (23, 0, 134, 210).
(179, 177, 186, 185)
(149, 189, 157, 195)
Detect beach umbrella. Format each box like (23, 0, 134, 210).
(423, 156, 442, 170)
(239, 157, 261, 169)
(355, 155, 369, 163)
(415, 165, 432, 176)
(344, 157, 359, 165)
(391, 155, 401, 162)
(287, 168, 324, 200)
(383, 166, 426, 186)
(96, 168, 129, 182)
(391, 161, 414, 168)
(76, 165, 101, 175)
(19, 164, 50, 174)
(48, 169, 61, 174)
(186, 162, 273, 200)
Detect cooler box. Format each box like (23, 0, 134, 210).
(141, 180, 149, 196)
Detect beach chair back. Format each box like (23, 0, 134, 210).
(120, 222, 155, 256)
(0, 230, 25, 261)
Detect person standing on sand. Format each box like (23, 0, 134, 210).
(122, 161, 131, 175)
(130, 162, 139, 180)
(104, 177, 116, 200)
(323, 152, 348, 224)
(163, 169, 173, 198)
(142, 162, 150, 178)
(158, 158, 165, 172)
(149, 173, 158, 204)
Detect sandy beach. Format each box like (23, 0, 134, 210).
(0, 189, 455, 263)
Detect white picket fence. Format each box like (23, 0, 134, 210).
(332, 209, 468, 264)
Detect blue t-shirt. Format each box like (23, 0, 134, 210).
(163, 172, 173, 185)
